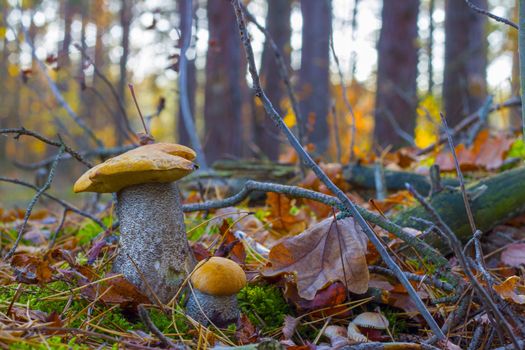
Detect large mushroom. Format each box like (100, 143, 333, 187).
(186, 257, 246, 327)
(74, 143, 198, 302)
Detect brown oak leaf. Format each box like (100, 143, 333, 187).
(262, 217, 369, 300)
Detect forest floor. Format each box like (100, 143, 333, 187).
(1, 130, 525, 350)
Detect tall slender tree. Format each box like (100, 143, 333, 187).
(177, 0, 196, 146)
(443, 0, 487, 126)
(255, 0, 292, 160)
(374, 0, 419, 147)
(299, 0, 331, 154)
(116, 0, 132, 145)
(204, 0, 245, 162)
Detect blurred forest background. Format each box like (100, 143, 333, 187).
(0, 0, 519, 204)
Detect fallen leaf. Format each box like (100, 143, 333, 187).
(11, 254, 54, 284)
(215, 220, 246, 264)
(263, 217, 369, 300)
(236, 314, 258, 345)
(81, 273, 150, 306)
(501, 243, 525, 267)
(266, 193, 307, 235)
(282, 315, 300, 340)
(493, 276, 525, 304)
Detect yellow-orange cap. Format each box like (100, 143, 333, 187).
(190, 257, 247, 296)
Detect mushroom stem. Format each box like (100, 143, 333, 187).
(186, 289, 240, 327)
(113, 182, 196, 303)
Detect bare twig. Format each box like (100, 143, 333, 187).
(464, 0, 518, 29)
(405, 184, 520, 350)
(179, 0, 208, 169)
(368, 265, 454, 292)
(230, 0, 444, 338)
(1, 127, 93, 168)
(240, 3, 306, 148)
(5, 145, 65, 260)
(19, 23, 104, 148)
(128, 84, 149, 136)
(73, 43, 137, 143)
(417, 97, 521, 155)
(48, 208, 68, 249)
(0, 177, 106, 229)
(440, 113, 476, 234)
(137, 305, 179, 349)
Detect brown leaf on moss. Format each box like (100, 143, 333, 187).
(11, 254, 54, 284)
(81, 274, 150, 306)
(236, 314, 259, 345)
(263, 217, 369, 300)
(215, 220, 246, 264)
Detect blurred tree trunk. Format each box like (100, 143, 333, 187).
(177, 0, 196, 146)
(299, 0, 331, 154)
(443, 0, 487, 126)
(116, 0, 132, 145)
(204, 0, 245, 162)
(59, 0, 73, 69)
(349, 0, 360, 82)
(255, 0, 292, 160)
(91, 0, 107, 131)
(374, 0, 419, 148)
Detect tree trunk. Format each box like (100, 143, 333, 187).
(204, 0, 245, 162)
(177, 0, 196, 146)
(116, 0, 132, 145)
(255, 0, 292, 161)
(374, 0, 419, 148)
(443, 0, 488, 126)
(299, 0, 331, 154)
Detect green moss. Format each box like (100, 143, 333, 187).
(237, 284, 290, 331)
(10, 336, 90, 350)
(75, 217, 112, 245)
(383, 308, 408, 337)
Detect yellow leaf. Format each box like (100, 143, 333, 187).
(283, 108, 296, 128)
(493, 276, 525, 304)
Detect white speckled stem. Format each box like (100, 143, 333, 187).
(113, 182, 196, 303)
(186, 289, 239, 327)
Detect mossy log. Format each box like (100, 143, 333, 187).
(392, 166, 525, 253)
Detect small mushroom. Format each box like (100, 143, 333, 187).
(186, 257, 247, 327)
(348, 311, 389, 342)
(73, 143, 198, 302)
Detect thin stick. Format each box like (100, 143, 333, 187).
(1, 127, 93, 168)
(230, 0, 444, 339)
(440, 113, 476, 234)
(128, 84, 149, 135)
(48, 208, 69, 249)
(0, 177, 106, 229)
(464, 0, 518, 29)
(137, 305, 178, 348)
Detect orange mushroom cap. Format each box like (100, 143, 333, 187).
(73, 143, 197, 193)
(190, 257, 247, 296)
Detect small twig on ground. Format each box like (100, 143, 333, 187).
(178, 0, 208, 169)
(128, 84, 150, 137)
(1, 127, 93, 168)
(137, 305, 179, 349)
(48, 208, 69, 249)
(466, 95, 493, 146)
(464, 0, 518, 29)
(5, 144, 65, 260)
(368, 265, 454, 291)
(231, 0, 444, 338)
(0, 177, 106, 229)
(467, 323, 485, 350)
(405, 183, 520, 350)
(440, 113, 477, 235)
